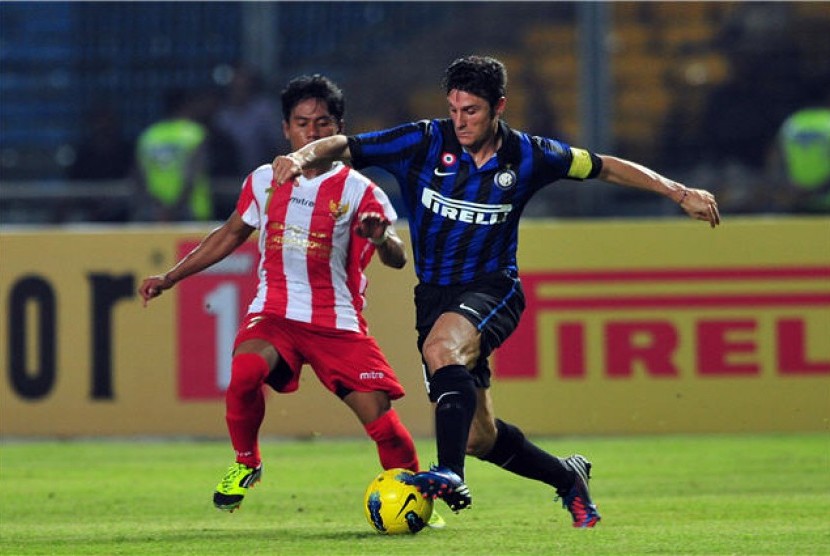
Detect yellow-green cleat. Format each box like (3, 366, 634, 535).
(427, 509, 447, 529)
(213, 462, 263, 512)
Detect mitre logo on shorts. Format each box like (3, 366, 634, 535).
(421, 188, 512, 225)
(359, 370, 386, 380)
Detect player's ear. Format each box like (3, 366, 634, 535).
(282, 120, 290, 140)
(494, 97, 506, 118)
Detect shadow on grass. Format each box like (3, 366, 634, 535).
(62, 526, 431, 548)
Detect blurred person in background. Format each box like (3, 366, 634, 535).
(68, 102, 134, 182)
(214, 64, 283, 175)
(681, 3, 808, 214)
(768, 85, 830, 214)
(138, 74, 443, 528)
(697, 2, 802, 171)
(66, 102, 134, 222)
(133, 88, 214, 222)
(273, 55, 720, 528)
(188, 86, 243, 219)
(189, 86, 241, 180)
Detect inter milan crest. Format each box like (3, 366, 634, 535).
(494, 168, 516, 189)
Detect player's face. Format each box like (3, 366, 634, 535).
(283, 97, 342, 151)
(447, 89, 504, 151)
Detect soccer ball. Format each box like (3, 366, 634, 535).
(363, 468, 433, 534)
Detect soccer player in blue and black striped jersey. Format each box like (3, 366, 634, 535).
(273, 55, 720, 527)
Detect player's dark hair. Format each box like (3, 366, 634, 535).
(280, 74, 345, 122)
(443, 55, 507, 110)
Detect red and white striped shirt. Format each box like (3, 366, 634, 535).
(236, 162, 398, 333)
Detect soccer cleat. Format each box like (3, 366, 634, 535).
(427, 508, 447, 529)
(213, 462, 263, 512)
(558, 455, 601, 528)
(411, 465, 472, 513)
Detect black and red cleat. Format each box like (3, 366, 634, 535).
(558, 455, 601, 528)
(410, 465, 472, 513)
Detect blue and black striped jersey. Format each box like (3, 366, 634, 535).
(348, 119, 600, 285)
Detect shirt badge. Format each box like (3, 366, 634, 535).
(329, 199, 349, 220)
(494, 168, 517, 189)
(441, 152, 457, 167)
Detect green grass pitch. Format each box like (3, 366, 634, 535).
(1, 433, 827, 555)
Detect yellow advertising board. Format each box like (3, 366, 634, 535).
(1, 217, 828, 438)
(494, 217, 830, 434)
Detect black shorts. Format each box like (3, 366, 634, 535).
(414, 270, 525, 395)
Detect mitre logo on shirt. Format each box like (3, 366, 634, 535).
(421, 188, 512, 225)
(329, 199, 349, 220)
(289, 197, 315, 208)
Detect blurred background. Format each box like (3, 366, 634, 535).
(2, 1, 829, 224)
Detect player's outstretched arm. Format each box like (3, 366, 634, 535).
(272, 135, 352, 185)
(138, 212, 255, 306)
(598, 155, 721, 228)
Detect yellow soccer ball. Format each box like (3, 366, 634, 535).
(363, 468, 433, 534)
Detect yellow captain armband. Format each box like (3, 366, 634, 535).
(567, 147, 594, 179)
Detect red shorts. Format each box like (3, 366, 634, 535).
(234, 313, 405, 400)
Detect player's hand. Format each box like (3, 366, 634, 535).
(271, 154, 303, 187)
(679, 187, 721, 228)
(356, 212, 390, 242)
(138, 275, 174, 307)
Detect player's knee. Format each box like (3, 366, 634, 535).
(364, 408, 399, 441)
(421, 336, 454, 371)
(229, 353, 270, 393)
(422, 337, 479, 371)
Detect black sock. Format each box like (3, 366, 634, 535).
(480, 419, 574, 494)
(429, 364, 476, 479)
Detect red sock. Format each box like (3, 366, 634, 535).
(364, 409, 419, 472)
(225, 353, 270, 468)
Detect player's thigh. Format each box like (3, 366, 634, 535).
(467, 388, 498, 457)
(422, 311, 481, 370)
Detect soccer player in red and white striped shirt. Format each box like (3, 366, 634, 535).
(139, 75, 429, 517)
